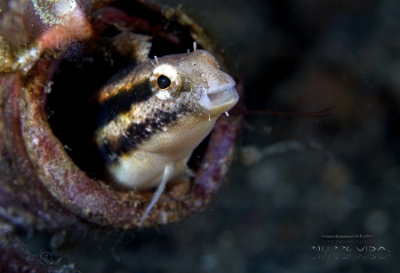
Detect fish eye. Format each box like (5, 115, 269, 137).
(150, 64, 182, 100)
(157, 75, 172, 89)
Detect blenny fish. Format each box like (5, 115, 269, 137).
(94, 43, 239, 224)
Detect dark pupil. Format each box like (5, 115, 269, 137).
(157, 75, 172, 89)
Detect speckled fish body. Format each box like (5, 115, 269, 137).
(95, 49, 239, 190)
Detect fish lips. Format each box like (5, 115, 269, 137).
(199, 85, 239, 116)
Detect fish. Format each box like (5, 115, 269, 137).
(94, 43, 239, 224)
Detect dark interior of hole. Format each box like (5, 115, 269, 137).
(46, 1, 209, 183)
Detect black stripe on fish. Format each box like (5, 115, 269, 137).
(100, 110, 179, 160)
(96, 80, 153, 129)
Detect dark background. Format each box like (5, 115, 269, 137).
(23, 0, 400, 272)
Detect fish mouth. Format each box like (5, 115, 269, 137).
(199, 86, 239, 115)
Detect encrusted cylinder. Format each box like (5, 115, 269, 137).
(0, 0, 243, 232)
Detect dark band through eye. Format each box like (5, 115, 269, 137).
(157, 75, 172, 89)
